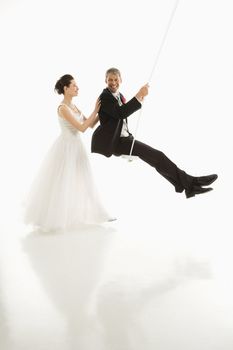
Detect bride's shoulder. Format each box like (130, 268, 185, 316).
(57, 103, 67, 109)
(57, 103, 68, 118)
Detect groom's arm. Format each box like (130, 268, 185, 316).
(100, 95, 141, 120)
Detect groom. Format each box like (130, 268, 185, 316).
(91, 67, 217, 198)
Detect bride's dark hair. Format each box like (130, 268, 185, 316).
(54, 74, 74, 95)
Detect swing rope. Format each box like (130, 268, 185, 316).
(128, 0, 180, 162)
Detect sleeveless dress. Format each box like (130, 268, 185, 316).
(24, 104, 110, 231)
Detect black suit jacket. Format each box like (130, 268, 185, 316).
(91, 88, 141, 157)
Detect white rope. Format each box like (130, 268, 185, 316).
(128, 0, 180, 162)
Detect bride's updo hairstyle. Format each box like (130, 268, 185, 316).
(54, 74, 74, 95)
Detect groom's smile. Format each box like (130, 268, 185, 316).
(105, 72, 122, 93)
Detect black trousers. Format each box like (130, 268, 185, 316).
(114, 136, 194, 192)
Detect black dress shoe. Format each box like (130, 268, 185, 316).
(185, 186, 213, 198)
(193, 174, 218, 186)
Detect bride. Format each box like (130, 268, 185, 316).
(24, 74, 112, 232)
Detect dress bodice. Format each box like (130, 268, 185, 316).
(58, 104, 84, 136)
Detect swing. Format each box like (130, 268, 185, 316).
(126, 0, 180, 162)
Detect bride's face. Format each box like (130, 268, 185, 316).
(65, 79, 79, 96)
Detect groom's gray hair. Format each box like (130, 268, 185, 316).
(105, 67, 121, 78)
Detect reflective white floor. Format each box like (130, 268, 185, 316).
(0, 166, 233, 350)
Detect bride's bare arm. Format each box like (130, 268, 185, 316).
(58, 99, 100, 133)
(82, 114, 99, 128)
(90, 114, 99, 128)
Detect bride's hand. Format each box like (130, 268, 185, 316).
(94, 98, 101, 114)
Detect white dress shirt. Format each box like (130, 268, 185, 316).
(112, 91, 139, 160)
(112, 91, 130, 137)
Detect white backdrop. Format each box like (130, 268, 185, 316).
(1, 1, 233, 349)
(0, 0, 232, 229)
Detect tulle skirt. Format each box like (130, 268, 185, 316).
(24, 133, 110, 231)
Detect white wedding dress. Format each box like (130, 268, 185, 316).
(24, 104, 110, 231)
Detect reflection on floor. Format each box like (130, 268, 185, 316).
(0, 193, 233, 350)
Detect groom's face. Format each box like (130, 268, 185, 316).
(105, 73, 122, 93)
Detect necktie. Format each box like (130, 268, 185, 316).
(116, 94, 138, 160)
(117, 94, 123, 106)
(116, 94, 130, 134)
